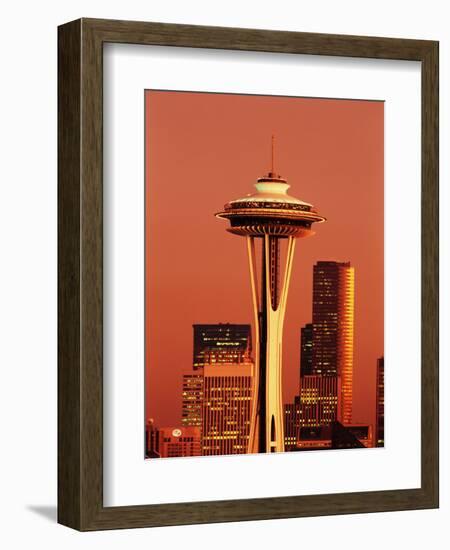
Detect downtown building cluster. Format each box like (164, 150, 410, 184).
(285, 261, 384, 451)
(146, 324, 254, 458)
(146, 261, 384, 459)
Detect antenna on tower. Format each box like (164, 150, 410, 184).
(260, 134, 285, 182)
(271, 134, 275, 175)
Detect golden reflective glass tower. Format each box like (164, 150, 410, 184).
(216, 141, 325, 453)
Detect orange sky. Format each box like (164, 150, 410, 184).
(145, 90, 384, 432)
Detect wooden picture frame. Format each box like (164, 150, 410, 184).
(58, 18, 439, 531)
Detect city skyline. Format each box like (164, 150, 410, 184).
(145, 90, 384, 436)
(148, 261, 375, 444)
(146, 313, 383, 457)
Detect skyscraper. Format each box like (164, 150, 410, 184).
(193, 324, 252, 370)
(312, 261, 355, 424)
(181, 373, 204, 428)
(202, 362, 253, 456)
(300, 323, 314, 378)
(376, 356, 384, 447)
(145, 418, 158, 458)
(182, 325, 254, 452)
(216, 140, 325, 453)
(284, 396, 301, 451)
(298, 374, 338, 427)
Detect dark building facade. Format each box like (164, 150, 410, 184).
(376, 356, 385, 447)
(331, 422, 372, 449)
(297, 422, 372, 451)
(300, 323, 314, 378)
(145, 418, 159, 458)
(192, 324, 252, 370)
(297, 425, 333, 450)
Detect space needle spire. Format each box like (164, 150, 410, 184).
(271, 134, 275, 174)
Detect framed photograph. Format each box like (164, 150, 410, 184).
(58, 18, 439, 530)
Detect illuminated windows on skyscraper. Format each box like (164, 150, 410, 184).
(181, 374, 204, 428)
(192, 324, 252, 370)
(202, 363, 253, 456)
(300, 323, 314, 378)
(298, 374, 339, 428)
(312, 261, 355, 425)
(284, 396, 301, 451)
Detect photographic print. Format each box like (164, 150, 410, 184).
(145, 90, 384, 459)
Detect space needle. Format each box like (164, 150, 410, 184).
(216, 137, 326, 453)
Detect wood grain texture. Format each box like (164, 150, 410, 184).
(57, 19, 82, 530)
(420, 40, 439, 506)
(58, 18, 439, 531)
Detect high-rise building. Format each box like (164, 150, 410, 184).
(299, 324, 338, 430)
(216, 140, 325, 453)
(284, 396, 301, 451)
(154, 426, 202, 458)
(202, 363, 253, 456)
(312, 261, 355, 424)
(145, 418, 159, 458)
(193, 324, 252, 370)
(298, 375, 338, 427)
(376, 356, 384, 447)
(181, 373, 204, 427)
(300, 323, 314, 378)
